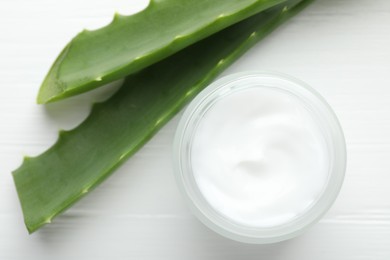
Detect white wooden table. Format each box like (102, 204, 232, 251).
(1, 0, 389, 259)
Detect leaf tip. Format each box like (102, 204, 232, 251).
(37, 42, 73, 104)
(27, 225, 36, 235)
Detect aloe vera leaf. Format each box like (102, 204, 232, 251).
(14, 0, 312, 233)
(37, 0, 286, 104)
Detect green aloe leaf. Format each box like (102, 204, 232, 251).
(37, 0, 286, 104)
(14, 0, 312, 233)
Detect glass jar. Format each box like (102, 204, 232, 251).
(173, 72, 346, 243)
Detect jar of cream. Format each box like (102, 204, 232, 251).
(173, 72, 346, 244)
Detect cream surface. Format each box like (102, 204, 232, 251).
(191, 87, 330, 227)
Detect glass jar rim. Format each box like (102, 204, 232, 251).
(173, 71, 346, 244)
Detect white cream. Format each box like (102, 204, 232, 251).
(190, 87, 330, 227)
